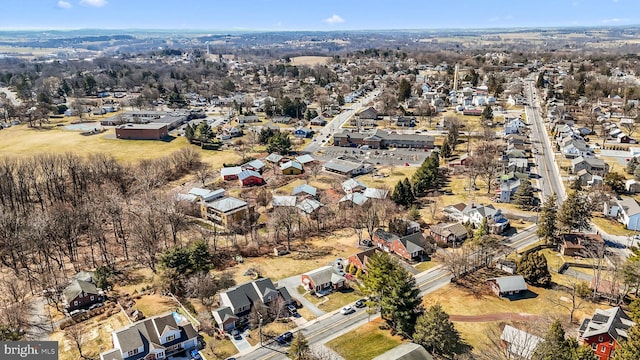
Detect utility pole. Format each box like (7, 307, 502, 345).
(258, 312, 263, 346)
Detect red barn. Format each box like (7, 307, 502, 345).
(238, 170, 264, 187)
(579, 307, 635, 360)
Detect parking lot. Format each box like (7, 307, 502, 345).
(317, 146, 432, 166)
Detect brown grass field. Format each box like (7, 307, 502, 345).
(289, 56, 331, 66)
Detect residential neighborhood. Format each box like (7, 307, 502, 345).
(3, 16, 640, 360)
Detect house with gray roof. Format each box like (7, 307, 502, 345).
(296, 198, 323, 215)
(63, 279, 103, 311)
(295, 154, 315, 165)
(604, 197, 640, 230)
(342, 178, 367, 193)
(363, 187, 388, 199)
(372, 343, 432, 360)
(265, 153, 284, 164)
(499, 179, 521, 203)
(212, 278, 292, 332)
(99, 312, 198, 360)
(324, 159, 369, 176)
(220, 166, 242, 181)
(447, 202, 510, 234)
(201, 197, 250, 229)
(242, 159, 266, 173)
(292, 184, 317, 198)
(571, 156, 609, 176)
(372, 229, 431, 261)
(339, 192, 369, 206)
(187, 187, 225, 202)
(488, 275, 528, 297)
(301, 266, 346, 293)
(500, 325, 543, 360)
(272, 195, 297, 208)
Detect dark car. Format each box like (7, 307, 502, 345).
(287, 304, 298, 315)
(276, 331, 293, 344)
(231, 329, 242, 340)
(354, 299, 366, 308)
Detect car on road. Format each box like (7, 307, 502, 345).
(276, 331, 293, 344)
(354, 299, 366, 308)
(340, 306, 355, 315)
(190, 350, 203, 360)
(634, 234, 640, 241)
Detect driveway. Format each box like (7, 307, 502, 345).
(278, 276, 326, 318)
(25, 296, 53, 340)
(229, 331, 252, 352)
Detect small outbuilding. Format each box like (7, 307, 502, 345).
(487, 275, 528, 298)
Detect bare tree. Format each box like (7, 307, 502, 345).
(549, 274, 591, 323)
(66, 324, 89, 359)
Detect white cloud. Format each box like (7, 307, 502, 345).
(57, 0, 72, 9)
(80, 0, 108, 7)
(602, 18, 627, 23)
(323, 14, 345, 24)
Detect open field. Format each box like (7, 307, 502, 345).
(0, 123, 242, 165)
(326, 318, 404, 360)
(424, 282, 600, 351)
(219, 228, 362, 285)
(289, 56, 331, 66)
(592, 213, 635, 237)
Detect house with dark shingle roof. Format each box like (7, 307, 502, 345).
(63, 279, 103, 311)
(579, 307, 635, 360)
(212, 278, 291, 332)
(99, 312, 198, 360)
(429, 223, 468, 245)
(372, 229, 431, 261)
(347, 248, 380, 274)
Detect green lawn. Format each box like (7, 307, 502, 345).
(301, 287, 364, 312)
(326, 319, 404, 360)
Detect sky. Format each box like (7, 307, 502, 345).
(0, 0, 639, 31)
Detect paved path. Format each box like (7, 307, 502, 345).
(449, 313, 542, 322)
(26, 296, 53, 340)
(278, 276, 326, 317)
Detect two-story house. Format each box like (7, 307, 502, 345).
(579, 307, 635, 360)
(571, 156, 609, 176)
(603, 197, 640, 230)
(201, 197, 250, 229)
(504, 118, 527, 135)
(459, 203, 510, 234)
(212, 278, 292, 332)
(100, 313, 198, 360)
(372, 229, 430, 261)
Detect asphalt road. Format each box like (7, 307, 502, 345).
(303, 89, 380, 154)
(236, 225, 541, 360)
(524, 78, 566, 203)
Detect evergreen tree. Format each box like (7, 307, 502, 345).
(516, 251, 551, 287)
(398, 78, 412, 102)
(266, 132, 292, 155)
(184, 123, 195, 142)
(402, 178, 415, 206)
(533, 320, 574, 360)
(627, 156, 638, 175)
(413, 303, 463, 356)
(634, 165, 640, 180)
(363, 253, 422, 336)
(412, 153, 439, 196)
(558, 191, 592, 232)
(189, 240, 211, 273)
(391, 180, 407, 207)
(536, 72, 545, 88)
(512, 179, 536, 210)
(613, 323, 640, 359)
(536, 194, 558, 243)
(194, 121, 214, 146)
(441, 140, 452, 159)
(482, 105, 493, 120)
(159, 246, 193, 274)
(287, 331, 310, 360)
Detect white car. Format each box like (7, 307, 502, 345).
(340, 306, 355, 315)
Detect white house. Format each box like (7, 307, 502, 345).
(604, 197, 640, 230)
(504, 118, 527, 135)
